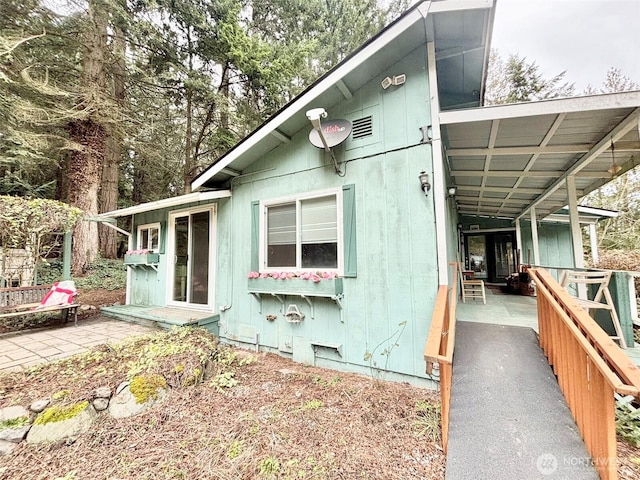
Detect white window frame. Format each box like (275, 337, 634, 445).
(137, 222, 161, 252)
(259, 188, 344, 274)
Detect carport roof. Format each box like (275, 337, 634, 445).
(440, 91, 640, 221)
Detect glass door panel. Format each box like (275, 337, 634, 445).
(190, 211, 210, 305)
(466, 235, 487, 279)
(171, 209, 212, 306)
(173, 217, 189, 302)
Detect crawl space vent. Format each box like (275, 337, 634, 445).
(351, 116, 373, 140)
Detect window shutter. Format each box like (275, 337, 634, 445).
(251, 201, 260, 271)
(342, 184, 357, 277)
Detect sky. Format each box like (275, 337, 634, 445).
(490, 0, 640, 92)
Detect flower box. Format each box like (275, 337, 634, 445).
(124, 253, 160, 266)
(247, 277, 343, 298)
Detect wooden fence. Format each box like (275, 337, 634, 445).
(529, 268, 640, 480)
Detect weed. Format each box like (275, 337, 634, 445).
(52, 389, 71, 401)
(259, 456, 280, 479)
(616, 395, 640, 447)
(413, 399, 441, 443)
(363, 321, 408, 380)
(210, 371, 238, 392)
(300, 399, 323, 411)
(227, 440, 244, 459)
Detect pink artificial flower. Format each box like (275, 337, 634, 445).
(259, 272, 269, 278)
(247, 271, 259, 279)
(286, 272, 295, 279)
(310, 273, 321, 283)
(300, 272, 311, 280)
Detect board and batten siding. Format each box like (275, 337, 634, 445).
(214, 45, 439, 383)
(520, 223, 575, 271)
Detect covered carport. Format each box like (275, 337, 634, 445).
(440, 91, 640, 270)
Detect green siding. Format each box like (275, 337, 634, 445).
(214, 45, 437, 381)
(342, 184, 357, 277)
(126, 44, 438, 383)
(250, 201, 260, 272)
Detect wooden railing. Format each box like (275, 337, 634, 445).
(423, 262, 458, 454)
(529, 268, 640, 480)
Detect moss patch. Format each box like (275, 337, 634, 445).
(130, 374, 167, 404)
(34, 401, 89, 426)
(0, 416, 29, 429)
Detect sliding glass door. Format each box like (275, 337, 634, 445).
(168, 206, 215, 308)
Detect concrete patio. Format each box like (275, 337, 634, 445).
(0, 317, 159, 372)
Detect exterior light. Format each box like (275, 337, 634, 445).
(418, 171, 430, 195)
(448, 186, 457, 197)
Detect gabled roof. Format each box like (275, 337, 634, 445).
(192, 0, 496, 190)
(441, 91, 640, 220)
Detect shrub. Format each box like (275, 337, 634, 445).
(37, 256, 126, 290)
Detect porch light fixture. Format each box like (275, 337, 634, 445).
(381, 74, 406, 90)
(418, 171, 431, 195)
(448, 186, 457, 197)
(607, 139, 622, 177)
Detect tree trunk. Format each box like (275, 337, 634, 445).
(183, 87, 193, 194)
(66, 0, 108, 274)
(66, 119, 106, 274)
(99, 21, 126, 258)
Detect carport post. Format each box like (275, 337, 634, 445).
(530, 207, 540, 266)
(567, 175, 587, 297)
(63, 231, 72, 280)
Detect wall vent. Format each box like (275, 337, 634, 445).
(351, 116, 373, 140)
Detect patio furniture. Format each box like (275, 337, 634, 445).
(560, 270, 626, 348)
(0, 281, 79, 326)
(459, 263, 486, 304)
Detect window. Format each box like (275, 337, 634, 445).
(137, 223, 160, 252)
(261, 190, 342, 272)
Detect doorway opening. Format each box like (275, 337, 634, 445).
(464, 231, 516, 284)
(167, 206, 216, 309)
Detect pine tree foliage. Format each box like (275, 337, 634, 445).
(1, 0, 406, 269)
(485, 50, 575, 105)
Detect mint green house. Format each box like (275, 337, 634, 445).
(99, 0, 640, 385)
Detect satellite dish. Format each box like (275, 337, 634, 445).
(309, 119, 352, 149)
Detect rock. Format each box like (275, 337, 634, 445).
(108, 384, 168, 419)
(0, 406, 28, 422)
(94, 387, 111, 399)
(115, 381, 129, 396)
(278, 368, 298, 376)
(0, 440, 16, 455)
(79, 305, 92, 311)
(93, 398, 109, 411)
(26, 404, 96, 445)
(0, 425, 30, 443)
(30, 399, 50, 413)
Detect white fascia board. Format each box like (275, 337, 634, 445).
(429, 0, 493, 13)
(440, 90, 640, 125)
(560, 205, 619, 218)
(191, 2, 432, 191)
(98, 190, 231, 219)
(577, 206, 619, 218)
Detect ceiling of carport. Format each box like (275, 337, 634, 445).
(440, 91, 640, 220)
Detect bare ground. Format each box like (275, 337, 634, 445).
(0, 327, 445, 480)
(1, 289, 639, 479)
